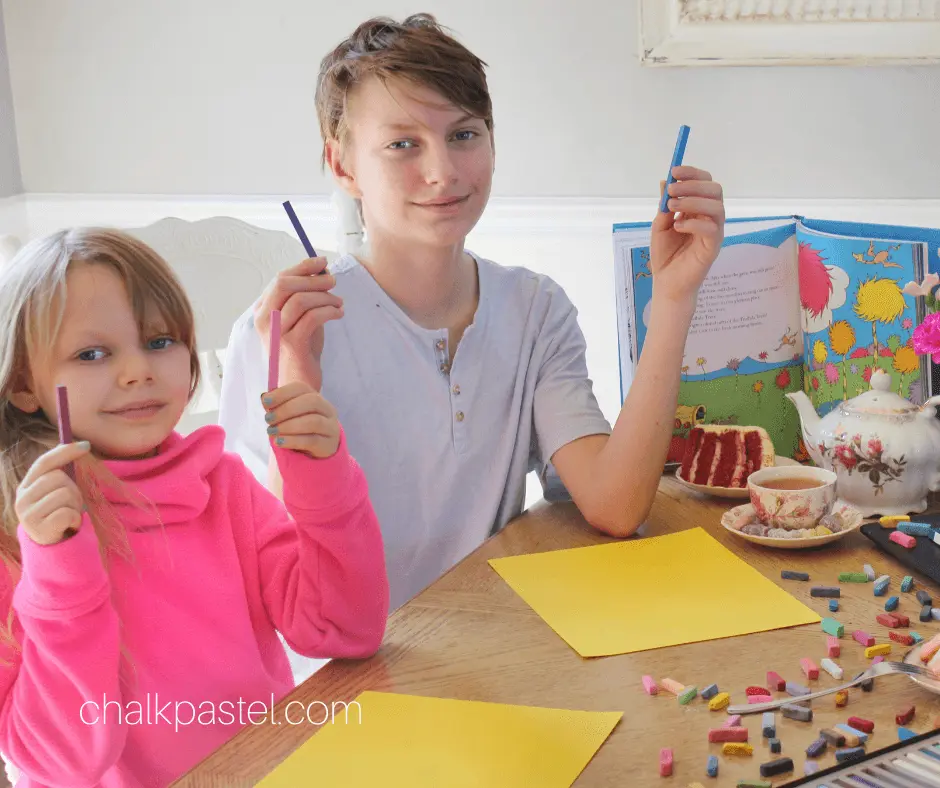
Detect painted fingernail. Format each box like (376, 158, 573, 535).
(262, 396, 273, 406)
(264, 412, 276, 423)
(276, 437, 285, 446)
(77, 441, 91, 450)
(266, 426, 278, 435)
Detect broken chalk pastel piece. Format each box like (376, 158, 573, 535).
(917, 589, 933, 606)
(922, 605, 934, 622)
(708, 692, 730, 711)
(805, 762, 819, 775)
(896, 705, 915, 726)
(766, 671, 786, 691)
(865, 643, 891, 658)
(769, 737, 781, 754)
(847, 716, 874, 734)
(700, 683, 719, 700)
(872, 656, 885, 665)
(853, 630, 876, 647)
(781, 569, 809, 581)
(708, 727, 748, 743)
(863, 563, 876, 581)
(899, 521, 934, 537)
(721, 742, 753, 756)
(912, 631, 924, 644)
(641, 675, 658, 695)
(786, 681, 810, 697)
(889, 631, 915, 646)
(659, 747, 673, 777)
(876, 613, 902, 628)
(891, 530, 917, 548)
(759, 757, 794, 778)
(885, 596, 899, 612)
(811, 585, 840, 598)
(723, 715, 743, 728)
(839, 571, 869, 583)
(706, 754, 718, 777)
(781, 703, 812, 722)
(745, 686, 771, 696)
(820, 728, 846, 746)
(835, 723, 869, 744)
(820, 658, 843, 680)
(660, 678, 685, 695)
(835, 746, 866, 762)
(901, 575, 914, 592)
(895, 613, 910, 627)
(873, 575, 890, 596)
(829, 599, 839, 612)
(747, 694, 772, 705)
(898, 726, 917, 741)
(821, 618, 844, 637)
(678, 686, 698, 705)
(880, 514, 909, 527)
(800, 657, 819, 679)
(932, 607, 940, 622)
(761, 711, 775, 738)
(835, 689, 848, 707)
(827, 635, 841, 657)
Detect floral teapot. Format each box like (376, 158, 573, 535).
(785, 369, 940, 517)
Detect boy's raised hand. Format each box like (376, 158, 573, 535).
(262, 381, 341, 459)
(650, 165, 726, 312)
(253, 257, 344, 392)
(15, 441, 90, 545)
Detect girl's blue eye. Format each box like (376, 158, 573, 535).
(149, 336, 175, 351)
(77, 349, 106, 362)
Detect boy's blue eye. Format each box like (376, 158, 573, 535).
(149, 336, 175, 350)
(454, 130, 477, 141)
(388, 140, 415, 150)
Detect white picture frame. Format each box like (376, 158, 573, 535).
(639, 0, 940, 66)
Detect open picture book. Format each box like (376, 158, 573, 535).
(613, 216, 940, 464)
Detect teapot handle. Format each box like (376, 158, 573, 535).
(920, 396, 940, 416)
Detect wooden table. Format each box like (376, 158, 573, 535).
(175, 476, 940, 786)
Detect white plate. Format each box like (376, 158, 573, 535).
(674, 456, 800, 499)
(902, 642, 940, 694)
(719, 501, 865, 549)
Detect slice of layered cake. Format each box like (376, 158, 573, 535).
(679, 425, 775, 489)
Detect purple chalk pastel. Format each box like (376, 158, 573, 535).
(282, 200, 317, 259)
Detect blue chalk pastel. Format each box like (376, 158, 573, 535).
(701, 683, 719, 700)
(874, 577, 890, 596)
(885, 596, 899, 612)
(706, 754, 718, 777)
(659, 125, 690, 213)
(835, 746, 866, 762)
(898, 726, 917, 741)
(900, 521, 934, 537)
(762, 711, 775, 738)
(918, 589, 934, 606)
(912, 631, 924, 644)
(769, 737, 781, 753)
(835, 723, 869, 744)
(902, 575, 914, 592)
(829, 599, 839, 612)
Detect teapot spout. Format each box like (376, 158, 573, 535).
(785, 390, 824, 465)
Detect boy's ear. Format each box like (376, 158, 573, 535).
(325, 139, 362, 200)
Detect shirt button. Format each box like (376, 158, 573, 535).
(455, 411, 465, 422)
(452, 384, 461, 395)
(436, 339, 446, 350)
(440, 363, 450, 373)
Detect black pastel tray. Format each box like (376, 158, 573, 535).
(860, 517, 940, 587)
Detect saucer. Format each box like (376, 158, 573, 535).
(675, 457, 800, 499)
(720, 500, 865, 549)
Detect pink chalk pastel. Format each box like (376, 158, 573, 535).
(827, 635, 841, 658)
(853, 630, 875, 647)
(872, 655, 885, 665)
(723, 715, 743, 728)
(642, 675, 658, 696)
(268, 310, 281, 391)
(659, 748, 673, 777)
(747, 694, 772, 704)
(890, 530, 917, 549)
(800, 657, 819, 680)
(55, 385, 75, 482)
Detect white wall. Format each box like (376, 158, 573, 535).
(3, 0, 939, 198)
(0, 1, 21, 198)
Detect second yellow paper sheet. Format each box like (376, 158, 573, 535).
(488, 527, 820, 657)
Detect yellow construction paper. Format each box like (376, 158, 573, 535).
(488, 526, 820, 657)
(257, 691, 621, 787)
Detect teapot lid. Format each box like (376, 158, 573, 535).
(842, 369, 918, 416)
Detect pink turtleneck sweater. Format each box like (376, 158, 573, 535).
(0, 426, 388, 787)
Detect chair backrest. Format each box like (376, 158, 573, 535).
(125, 216, 335, 434)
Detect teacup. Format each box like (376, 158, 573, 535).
(747, 466, 838, 531)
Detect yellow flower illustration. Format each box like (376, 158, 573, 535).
(893, 345, 919, 376)
(752, 380, 764, 394)
(854, 277, 906, 362)
(812, 340, 828, 366)
(828, 320, 855, 357)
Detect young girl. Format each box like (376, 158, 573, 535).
(220, 14, 724, 620)
(0, 228, 388, 787)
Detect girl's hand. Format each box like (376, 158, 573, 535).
(15, 442, 90, 545)
(262, 381, 341, 459)
(253, 257, 343, 392)
(649, 165, 726, 313)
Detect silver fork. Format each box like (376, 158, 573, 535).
(727, 660, 938, 715)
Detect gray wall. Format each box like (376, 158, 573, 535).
(3, 0, 938, 198)
(0, 2, 21, 198)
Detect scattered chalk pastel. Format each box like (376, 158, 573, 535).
(800, 657, 819, 680)
(848, 716, 874, 734)
(820, 728, 846, 746)
(835, 723, 869, 744)
(781, 569, 809, 581)
(821, 657, 843, 680)
(835, 689, 848, 707)
(661, 678, 685, 695)
(896, 704, 916, 725)
(700, 683, 719, 700)
(721, 742, 753, 756)
(885, 596, 899, 612)
(889, 631, 915, 646)
(922, 605, 934, 622)
(706, 754, 718, 777)
(902, 575, 914, 592)
(839, 571, 868, 583)
(708, 692, 730, 711)
(759, 757, 793, 778)
(786, 681, 810, 697)
(853, 630, 875, 647)
(723, 715, 743, 728)
(708, 727, 748, 743)
(761, 711, 775, 738)
(895, 613, 910, 627)
(873, 575, 890, 596)
(745, 685, 771, 696)
(678, 686, 698, 705)
(863, 563, 876, 581)
(827, 635, 840, 657)
(890, 531, 917, 548)
(854, 670, 874, 691)
(736, 781, 771, 788)
(641, 675, 658, 695)
(917, 589, 933, 606)
(932, 608, 940, 622)
(879, 514, 909, 527)
(747, 694, 772, 705)
(781, 703, 812, 722)
(835, 746, 866, 762)
(766, 671, 786, 691)
(805, 737, 827, 758)
(912, 631, 924, 644)
(898, 726, 917, 741)
(899, 521, 934, 537)
(828, 599, 839, 612)
(659, 747, 673, 777)
(872, 656, 885, 665)
(821, 618, 844, 638)
(865, 643, 891, 658)
(811, 586, 840, 598)
(804, 761, 819, 775)
(769, 737, 781, 754)
(876, 613, 902, 628)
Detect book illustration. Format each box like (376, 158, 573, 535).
(798, 227, 923, 416)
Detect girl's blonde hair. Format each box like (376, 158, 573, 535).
(0, 228, 201, 574)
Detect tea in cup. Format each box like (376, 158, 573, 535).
(747, 466, 837, 530)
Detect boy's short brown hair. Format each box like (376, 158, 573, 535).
(315, 14, 493, 164)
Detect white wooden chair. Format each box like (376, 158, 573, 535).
(125, 217, 336, 435)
